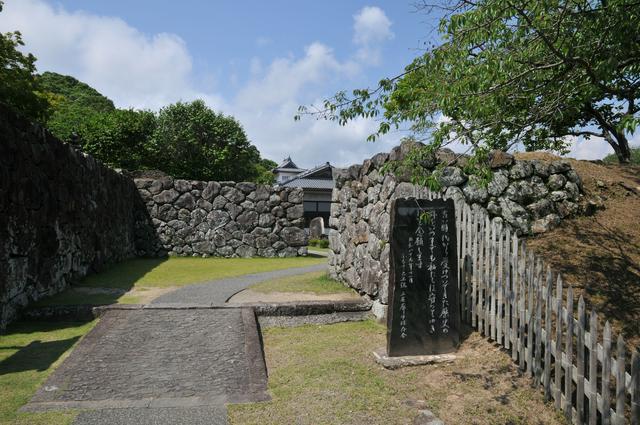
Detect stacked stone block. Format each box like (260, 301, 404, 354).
(327, 141, 584, 308)
(135, 178, 308, 258)
(0, 105, 152, 329)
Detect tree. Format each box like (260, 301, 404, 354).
(77, 109, 156, 170)
(39, 72, 116, 142)
(300, 0, 640, 164)
(0, 1, 50, 122)
(150, 100, 265, 181)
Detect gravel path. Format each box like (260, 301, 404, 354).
(151, 263, 327, 305)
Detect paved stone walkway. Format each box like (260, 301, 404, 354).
(23, 262, 330, 424)
(152, 263, 326, 305)
(24, 308, 267, 424)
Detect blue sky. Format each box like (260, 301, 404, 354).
(0, 0, 619, 167)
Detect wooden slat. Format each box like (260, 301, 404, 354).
(490, 220, 497, 341)
(555, 276, 564, 410)
(504, 227, 512, 352)
(576, 296, 586, 424)
(526, 251, 535, 375)
(632, 350, 640, 424)
(615, 335, 626, 425)
(497, 225, 504, 346)
(478, 215, 485, 333)
(511, 234, 519, 362)
(534, 270, 543, 386)
(543, 268, 553, 401)
(602, 322, 612, 425)
(519, 244, 527, 371)
(589, 310, 598, 425)
(564, 285, 574, 422)
(484, 215, 491, 337)
(471, 210, 478, 327)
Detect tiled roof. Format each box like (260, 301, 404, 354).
(274, 156, 300, 170)
(280, 178, 335, 189)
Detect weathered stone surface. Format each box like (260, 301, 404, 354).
(201, 181, 221, 201)
(439, 166, 468, 187)
(487, 170, 509, 197)
(325, 145, 583, 307)
(556, 200, 578, 218)
(286, 204, 304, 220)
(0, 105, 158, 330)
(221, 186, 245, 203)
(175, 192, 195, 210)
(505, 180, 534, 204)
(236, 182, 256, 194)
(532, 214, 560, 234)
(526, 199, 553, 219)
(547, 174, 567, 191)
(488, 150, 514, 168)
(499, 198, 531, 234)
(564, 181, 580, 200)
(288, 188, 304, 204)
(153, 189, 180, 204)
(509, 161, 534, 179)
(532, 160, 551, 178)
(281, 227, 307, 246)
(549, 160, 571, 174)
(237, 210, 259, 229)
(174, 179, 192, 193)
(462, 178, 488, 204)
(309, 217, 324, 239)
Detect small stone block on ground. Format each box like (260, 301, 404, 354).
(372, 347, 456, 370)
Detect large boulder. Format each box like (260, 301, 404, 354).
(309, 217, 324, 239)
(281, 227, 307, 246)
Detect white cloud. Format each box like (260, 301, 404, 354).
(352, 6, 394, 65)
(0, 0, 211, 110)
(0, 0, 398, 168)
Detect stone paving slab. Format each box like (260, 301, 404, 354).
(73, 406, 228, 425)
(22, 308, 269, 412)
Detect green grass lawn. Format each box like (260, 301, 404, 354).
(306, 246, 330, 253)
(36, 255, 326, 306)
(228, 321, 566, 425)
(249, 271, 353, 294)
(0, 320, 96, 425)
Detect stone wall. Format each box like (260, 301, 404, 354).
(327, 141, 584, 312)
(135, 178, 308, 258)
(0, 105, 154, 330)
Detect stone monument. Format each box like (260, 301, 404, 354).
(385, 198, 460, 358)
(309, 216, 324, 239)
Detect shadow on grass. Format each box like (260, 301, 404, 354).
(0, 320, 94, 377)
(0, 337, 80, 375)
(35, 257, 169, 306)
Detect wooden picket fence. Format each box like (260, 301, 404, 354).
(420, 189, 639, 424)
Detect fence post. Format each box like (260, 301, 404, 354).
(554, 275, 564, 410)
(632, 350, 640, 424)
(615, 335, 626, 425)
(577, 296, 586, 423)
(603, 321, 612, 425)
(543, 268, 553, 401)
(589, 310, 598, 425)
(564, 285, 574, 422)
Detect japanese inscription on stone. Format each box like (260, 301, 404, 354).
(387, 198, 460, 357)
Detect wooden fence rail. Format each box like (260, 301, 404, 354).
(420, 190, 640, 424)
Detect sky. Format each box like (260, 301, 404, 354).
(0, 0, 628, 168)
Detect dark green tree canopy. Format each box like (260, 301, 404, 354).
(0, 1, 50, 122)
(39, 72, 117, 143)
(300, 0, 640, 164)
(151, 100, 265, 182)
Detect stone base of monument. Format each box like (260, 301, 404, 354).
(372, 347, 457, 370)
